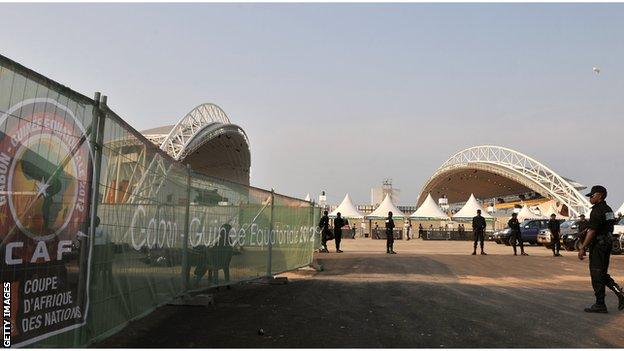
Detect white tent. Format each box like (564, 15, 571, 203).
(517, 205, 546, 221)
(410, 193, 450, 220)
(452, 194, 493, 220)
(329, 193, 364, 218)
(365, 194, 405, 219)
(616, 202, 624, 217)
(541, 203, 567, 219)
(304, 193, 311, 202)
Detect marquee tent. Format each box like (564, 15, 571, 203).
(541, 203, 567, 219)
(616, 202, 624, 217)
(410, 193, 449, 220)
(329, 193, 364, 218)
(304, 193, 311, 202)
(452, 194, 493, 220)
(365, 194, 405, 219)
(517, 205, 546, 221)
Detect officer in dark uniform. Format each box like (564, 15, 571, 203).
(472, 209, 487, 255)
(318, 210, 331, 253)
(386, 211, 396, 254)
(548, 214, 562, 257)
(578, 214, 589, 234)
(333, 212, 347, 253)
(578, 185, 624, 313)
(508, 212, 528, 256)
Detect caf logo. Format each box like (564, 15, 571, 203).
(0, 98, 92, 242)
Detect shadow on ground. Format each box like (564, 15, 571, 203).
(92, 253, 624, 348)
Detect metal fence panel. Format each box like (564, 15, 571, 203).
(0, 54, 320, 348)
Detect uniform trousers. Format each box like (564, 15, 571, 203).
(589, 241, 617, 305)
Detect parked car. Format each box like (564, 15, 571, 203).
(519, 219, 562, 245)
(611, 217, 624, 255)
(614, 217, 624, 235)
(559, 220, 580, 251)
(560, 217, 623, 253)
(562, 232, 580, 251)
(535, 219, 567, 248)
(537, 229, 552, 248)
(492, 228, 511, 244)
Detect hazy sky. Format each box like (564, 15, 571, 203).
(1, 3, 623, 208)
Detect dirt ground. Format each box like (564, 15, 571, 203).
(93, 239, 624, 348)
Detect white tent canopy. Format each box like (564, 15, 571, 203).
(410, 193, 449, 220)
(304, 193, 311, 202)
(365, 194, 405, 219)
(517, 205, 546, 221)
(616, 202, 624, 217)
(329, 193, 364, 218)
(541, 203, 567, 219)
(452, 194, 493, 220)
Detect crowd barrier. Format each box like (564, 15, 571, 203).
(0, 54, 321, 347)
(421, 230, 495, 241)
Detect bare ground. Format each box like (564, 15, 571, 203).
(93, 239, 624, 348)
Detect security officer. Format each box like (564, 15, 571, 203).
(333, 212, 347, 253)
(548, 214, 562, 257)
(578, 214, 589, 234)
(472, 209, 487, 255)
(578, 185, 624, 313)
(508, 212, 528, 256)
(318, 210, 331, 253)
(386, 211, 396, 254)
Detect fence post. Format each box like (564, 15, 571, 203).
(266, 189, 275, 277)
(309, 200, 316, 258)
(182, 164, 191, 291)
(78, 92, 105, 344)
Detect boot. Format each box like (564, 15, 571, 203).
(471, 251, 476, 255)
(584, 303, 608, 313)
(612, 284, 624, 311)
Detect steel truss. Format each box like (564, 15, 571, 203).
(419, 145, 590, 216)
(158, 103, 247, 160)
(103, 103, 249, 205)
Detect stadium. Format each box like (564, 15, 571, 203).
(141, 103, 251, 185)
(416, 145, 591, 219)
(101, 103, 251, 205)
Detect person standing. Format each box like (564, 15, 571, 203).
(578, 185, 624, 313)
(548, 214, 562, 256)
(334, 212, 347, 253)
(406, 223, 412, 241)
(386, 211, 396, 254)
(318, 210, 331, 253)
(472, 209, 487, 255)
(418, 223, 424, 239)
(578, 213, 589, 235)
(508, 213, 527, 256)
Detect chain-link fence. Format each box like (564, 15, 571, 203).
(0, 54, 320, 348)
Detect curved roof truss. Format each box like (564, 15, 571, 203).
(418, 145, 590, 216)
(159, 103, 248, 160)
